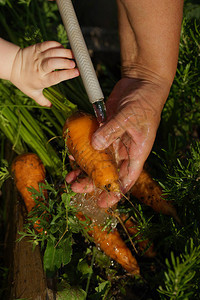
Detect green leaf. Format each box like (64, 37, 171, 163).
(78, 258, 93, 276)
(43, 237, 72, 273)
(57, 24, 68, 46)
(60, 236, 73, 266)
(0, 159, 10, 188)
(62, 192, 71, 207)
(95, 280, 111, 293)
(0, 0, 7, 5)
(57, 283, 86, 300)
(43, 239, 58, 273)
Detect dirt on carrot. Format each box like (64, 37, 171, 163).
(131, 169, 180, 223)
(11, 153, 47, 232)
(63, 112, 120, 193)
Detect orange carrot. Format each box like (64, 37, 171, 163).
(11, 153, 47, 232)
(131, 169, 180, 223)
(121, 214, 156, 258)
(63, 112, 120, 193)
(76, 211, 140, 276)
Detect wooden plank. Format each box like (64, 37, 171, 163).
(4, 179, 48, 299)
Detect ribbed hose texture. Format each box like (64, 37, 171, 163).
(56, 0, 104, 104)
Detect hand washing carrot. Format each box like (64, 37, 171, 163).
(76, 211, 140, 276)
(131, 169, 180, 223)
(63, 112, 120, 193)
(11, 153, 47, 232)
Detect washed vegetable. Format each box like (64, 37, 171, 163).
(131, 170, 180, 223)
(76, 211, 140, 276)
(63, 112, 120, 192)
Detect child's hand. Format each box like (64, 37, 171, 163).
(10, 41, 79, 106)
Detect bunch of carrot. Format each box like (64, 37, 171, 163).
(11, 152, 140, 275)
(63, 111, 180, 222)
(11, 111, 180, 276)
(62, 112, 180, 272)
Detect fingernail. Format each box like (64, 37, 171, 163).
(74, 69, 80, 76)
(44, 102, 52, 108)
(92, 134, 107, 150)
(70, 60, 75, 68)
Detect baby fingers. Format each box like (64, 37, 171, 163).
(41, 57, 76, 73)
(47, 68, 79, 86)
(42, 46, 75, 60)
(35, 41, 74, 59)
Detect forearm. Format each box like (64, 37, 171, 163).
(116, 0, 184, 86)
(0, 38, 20, 81)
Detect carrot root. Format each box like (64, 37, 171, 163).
(11, 153, 47, 232)
(131, 169, 181, 223)
(63, 112, 120, 193)
(76, 211, 140, 276)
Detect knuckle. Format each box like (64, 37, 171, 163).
(46, 58, 54, 70)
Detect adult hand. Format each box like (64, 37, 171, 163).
(66, 74, 170, 208)
(10, 41, 79, 106)
(65, 0, 183, 208)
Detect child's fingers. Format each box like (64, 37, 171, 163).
(47, 68, 80, 86)
(35, 41, 63, 53)
(41, 57, 76, 73)
(42, 47, 75, 60)
(30, 90, 52, 107)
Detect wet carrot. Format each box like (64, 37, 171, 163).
(131, 169, 180, 223)
(11, 153, 47, 232)
(76, 211, 140, 276)
(63, 112, 120, 193)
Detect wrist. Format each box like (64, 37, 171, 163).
(0, 38, 20, 81)
(120, 62, 173, 95)
(121, 59, 176, 88)
(116, 74, 172, 114)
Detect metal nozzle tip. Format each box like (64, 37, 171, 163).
(93, 100, 107, 124)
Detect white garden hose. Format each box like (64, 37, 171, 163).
(56, 0, 106, 123)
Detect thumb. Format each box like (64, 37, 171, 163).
(31, 90, 52, 107)
(92, 117, 125, 150)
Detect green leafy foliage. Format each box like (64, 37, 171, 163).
(0, 159, 10, 188)
(1, 0, 200, 299)
(158, 239, 200, 299)
(160, 19, 200, 150)
(44, 237, 72, 274)
(160, 141, 200, 224)
(184, 0, 200, 19)
(18, 182, 77, 274)
(57, 282, 86, 300)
